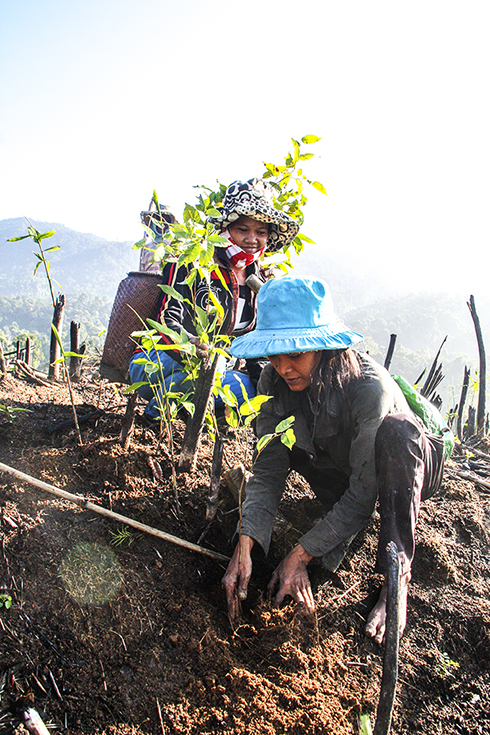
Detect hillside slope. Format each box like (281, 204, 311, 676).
(1, 218, 139, 301)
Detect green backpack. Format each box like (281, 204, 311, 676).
(392, 375, 454, 459)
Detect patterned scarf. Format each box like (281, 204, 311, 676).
(222, 229, 265, 268)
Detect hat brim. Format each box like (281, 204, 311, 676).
(231, 324, 364, 359)
(210, 206, 300, 252)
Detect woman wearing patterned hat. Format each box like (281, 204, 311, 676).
(129, 179, 299, 420)
(222, 276, 447, 644)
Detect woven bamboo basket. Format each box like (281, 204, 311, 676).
(100, 271, 163, 383)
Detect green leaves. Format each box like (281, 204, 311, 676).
(37, 229, 56, 241)
(358, 714, 373, 735)
(312, 181, 327, 195)
(256, 415, 296, 455)
(8, 218, 59, 307)
(7, 234, 29, 242)
(183, 203, 202, 224)
(280, 428, 296, 449)
(297, 232, 316, 244)
(301, 134, 321, 144)
(158, 285, 186, 303)
(0, 593, 12, 609)
(274, 416, 295, 433)
(0, 404, 32, 422)
(256, 433, 274, 454)
(144, 319, 182, 343)
(260, 134, 325, 268)
(239, 394, 272, 416)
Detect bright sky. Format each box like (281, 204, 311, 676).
(1, 0, 489, 296)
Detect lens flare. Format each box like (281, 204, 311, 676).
(59, 542, 123, 605)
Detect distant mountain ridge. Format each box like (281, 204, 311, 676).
(1, 218, 139, 301)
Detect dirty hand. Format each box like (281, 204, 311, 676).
(267, 544, 315, 613)
(222, 535, 255, 623)
(189, 336, 210, 360)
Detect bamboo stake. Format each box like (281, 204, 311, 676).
(0, 461, 230, 563)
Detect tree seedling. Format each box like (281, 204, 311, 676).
(0, 404, 32, 422)
(437, 651, 460, 679)
(0, 593, 12, 609)
(110, 526, 136, 547)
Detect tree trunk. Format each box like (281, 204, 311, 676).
(205, 435, 224, 521)
(467, 295, 487, 434)
(48, 294, 65, 380)
(421, 336, 447, 398)
(178, 354, 219, 473)
(69, 321, 83, 381)
(456, 366, 470, 441)
(384, 334, 397, 371)
(25, 338, 31, 366)
(0, 341, 5, 374)
(120, 392, 138, 451)
(466, 406, 476, 440)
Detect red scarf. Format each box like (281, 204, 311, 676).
(222, 229, 265, 268)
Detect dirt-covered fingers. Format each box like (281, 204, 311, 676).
(189, 336, 210, 359)
(221, 536, 254, 621)
(268, 545, 315, 613)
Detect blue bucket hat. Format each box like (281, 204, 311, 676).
(231, 276, 363, 359)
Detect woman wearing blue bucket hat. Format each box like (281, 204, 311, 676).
(222, 276, 446, 643)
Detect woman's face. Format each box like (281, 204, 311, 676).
(268, 351, 321, 391)
(228, 216, 269, 254)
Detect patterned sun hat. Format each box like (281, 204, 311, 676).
(210, 178, 300, 252)
(231, 276, 364, 359)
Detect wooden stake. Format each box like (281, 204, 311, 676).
(467, 295, 487, 434)
(374, 541, 400, 735)
(384, 334, 397, 371)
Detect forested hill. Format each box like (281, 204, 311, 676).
(1, 218, 139, 300)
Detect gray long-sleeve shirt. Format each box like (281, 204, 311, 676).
(240, 353, 414, 559)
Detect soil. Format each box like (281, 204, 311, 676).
(0, 368, 489, 735)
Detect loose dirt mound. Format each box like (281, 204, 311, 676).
(0, 372, 489, 734)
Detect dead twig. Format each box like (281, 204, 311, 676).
(156, 699, 166, 735)
(13, 360, 52, 388)
(446, 468, 490, 492)
(460, 443, 490, 462)
(332, 579, 361, 606)
(47, 410, 104, 433)
(47, 669, 63, 701)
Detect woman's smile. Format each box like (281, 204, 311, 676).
(228, 216, 269, 254)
